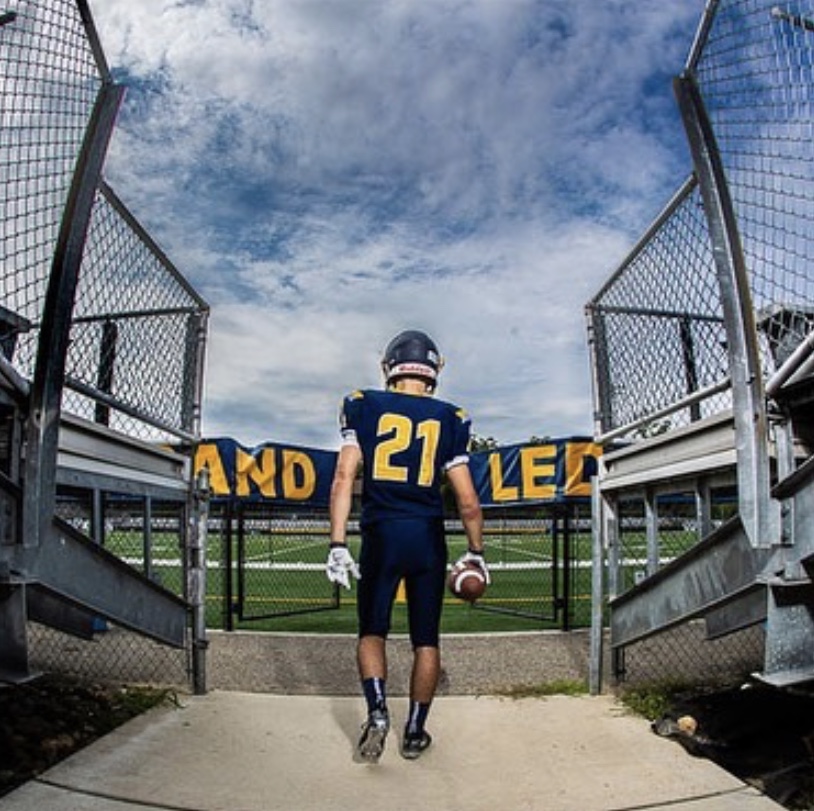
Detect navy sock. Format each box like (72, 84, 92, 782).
(362, 677, 387, 713)
(405, 700, 430, 737)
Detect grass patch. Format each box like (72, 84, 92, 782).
(616, 681, 692, 721)
(223, 599, 563, 634)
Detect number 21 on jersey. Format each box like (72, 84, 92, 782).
(373, 414, 440, 487)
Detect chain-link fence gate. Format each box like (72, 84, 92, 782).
(207, 500, 594, 633)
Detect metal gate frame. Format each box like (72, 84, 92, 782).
(219, 502, 338, 628)
(214, 500, 588, 632)
(472, 503, 582, 631)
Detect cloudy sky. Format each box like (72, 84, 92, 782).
(91, 0, 702, 450)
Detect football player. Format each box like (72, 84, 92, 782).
(327, 329, 489, 762)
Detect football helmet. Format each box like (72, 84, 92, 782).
(381, 330, 444, 389)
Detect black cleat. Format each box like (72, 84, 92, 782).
(400, 730, 432, 760)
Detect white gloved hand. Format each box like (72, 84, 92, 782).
(326, 545, 361, 590)
(454, 550, 491, 585)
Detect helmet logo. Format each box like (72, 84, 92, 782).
(389, 361, 437, 380)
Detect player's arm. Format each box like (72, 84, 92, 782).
(446, 462, 483, 553)
(329, 443, 362, 544)
(447, 461, 490, 583)
(326, 443, 363, 589)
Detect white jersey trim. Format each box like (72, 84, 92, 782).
(340, 429, 360, 448)
(444, 454, 469, 471)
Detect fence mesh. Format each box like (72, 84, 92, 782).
(28, 625, 190, 689)
(0, 0, 102, 350)
(588, 179, 730, 436)
(38, 491, 193, 687)
(615, 622, 765, 688)
(589, 0, 814, 440)
(208, 502, 591, 634)
(60, 184, 207, 440)
(693, 0, 814, 374)
(0, 2, 207, 443)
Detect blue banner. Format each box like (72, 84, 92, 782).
(468, 439, 601, 505)
(195, 439, 336, 506)
(195, 437, 602, 507)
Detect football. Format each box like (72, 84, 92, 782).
(448, 560, 487, 603)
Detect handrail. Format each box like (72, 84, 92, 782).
(765, 327, 814, 399)
(595, 377, 731, 444)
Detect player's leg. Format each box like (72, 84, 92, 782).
(356, 523, 398, 693)
(356, 635, 390, 762)
(401, 519, 447, 759)
(401, 645, 439, 758)
(358, 634, 387, 682)
(355, 526, 400, 762)
(358, 634, 387, 715)
(409, 645, 440, 703)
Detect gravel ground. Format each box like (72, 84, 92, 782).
(205, 629, 595, 695)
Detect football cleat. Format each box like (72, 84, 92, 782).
(400, 730, 432, 760)
(357, 707, 390, 763)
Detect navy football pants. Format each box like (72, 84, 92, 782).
(357, 517, 448, 648)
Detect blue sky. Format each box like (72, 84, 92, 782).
(92, 0, 702, 450)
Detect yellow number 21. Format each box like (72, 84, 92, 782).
(373, 414, 441, 487)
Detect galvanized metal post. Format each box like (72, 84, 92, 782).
(694, 477, 713, 541)
(182, 312, 209, 436)
(589, 477, 604, 694)
(673, 72, 777, 548)
(189, 467, 210, 694)
(22, 81, 125, 549)
(143, 496, 154, 581)
(589, 475, 616, 694)
(644, 489, 659, 578)
(584, 303, 613, 438)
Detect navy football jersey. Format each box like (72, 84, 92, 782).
(339, 388, 472, 523)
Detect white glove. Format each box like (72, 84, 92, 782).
(454, 550, 491, 585)
(326, 545, 360, 590)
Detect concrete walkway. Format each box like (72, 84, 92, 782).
(0, 690, 783, 811)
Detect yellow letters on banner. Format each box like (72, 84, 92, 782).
(194, 443, 230, 495)
(236, 447, 276, 498)
(195, 443, 316, 501)
(520, 444, 556, 500)
(489, 452, 518, 501)
(564, 441, 602, 497)
(488, 440, 602, 502)
(281, 450, 316, 500)
(195, 438, 602, 504)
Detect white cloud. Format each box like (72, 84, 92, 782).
(91, 0, 703, 448)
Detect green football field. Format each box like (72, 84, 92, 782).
(106, 519, 698, 634)
(108, 521, 597, 633)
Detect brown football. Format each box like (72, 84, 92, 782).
(448, 561, 487, 603)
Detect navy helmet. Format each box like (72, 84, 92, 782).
(381, 329, 444, 389)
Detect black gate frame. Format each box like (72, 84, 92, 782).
(218, 501, 338, 629)
(471, 502, 582, 631)
(215, 499, 587, 632)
